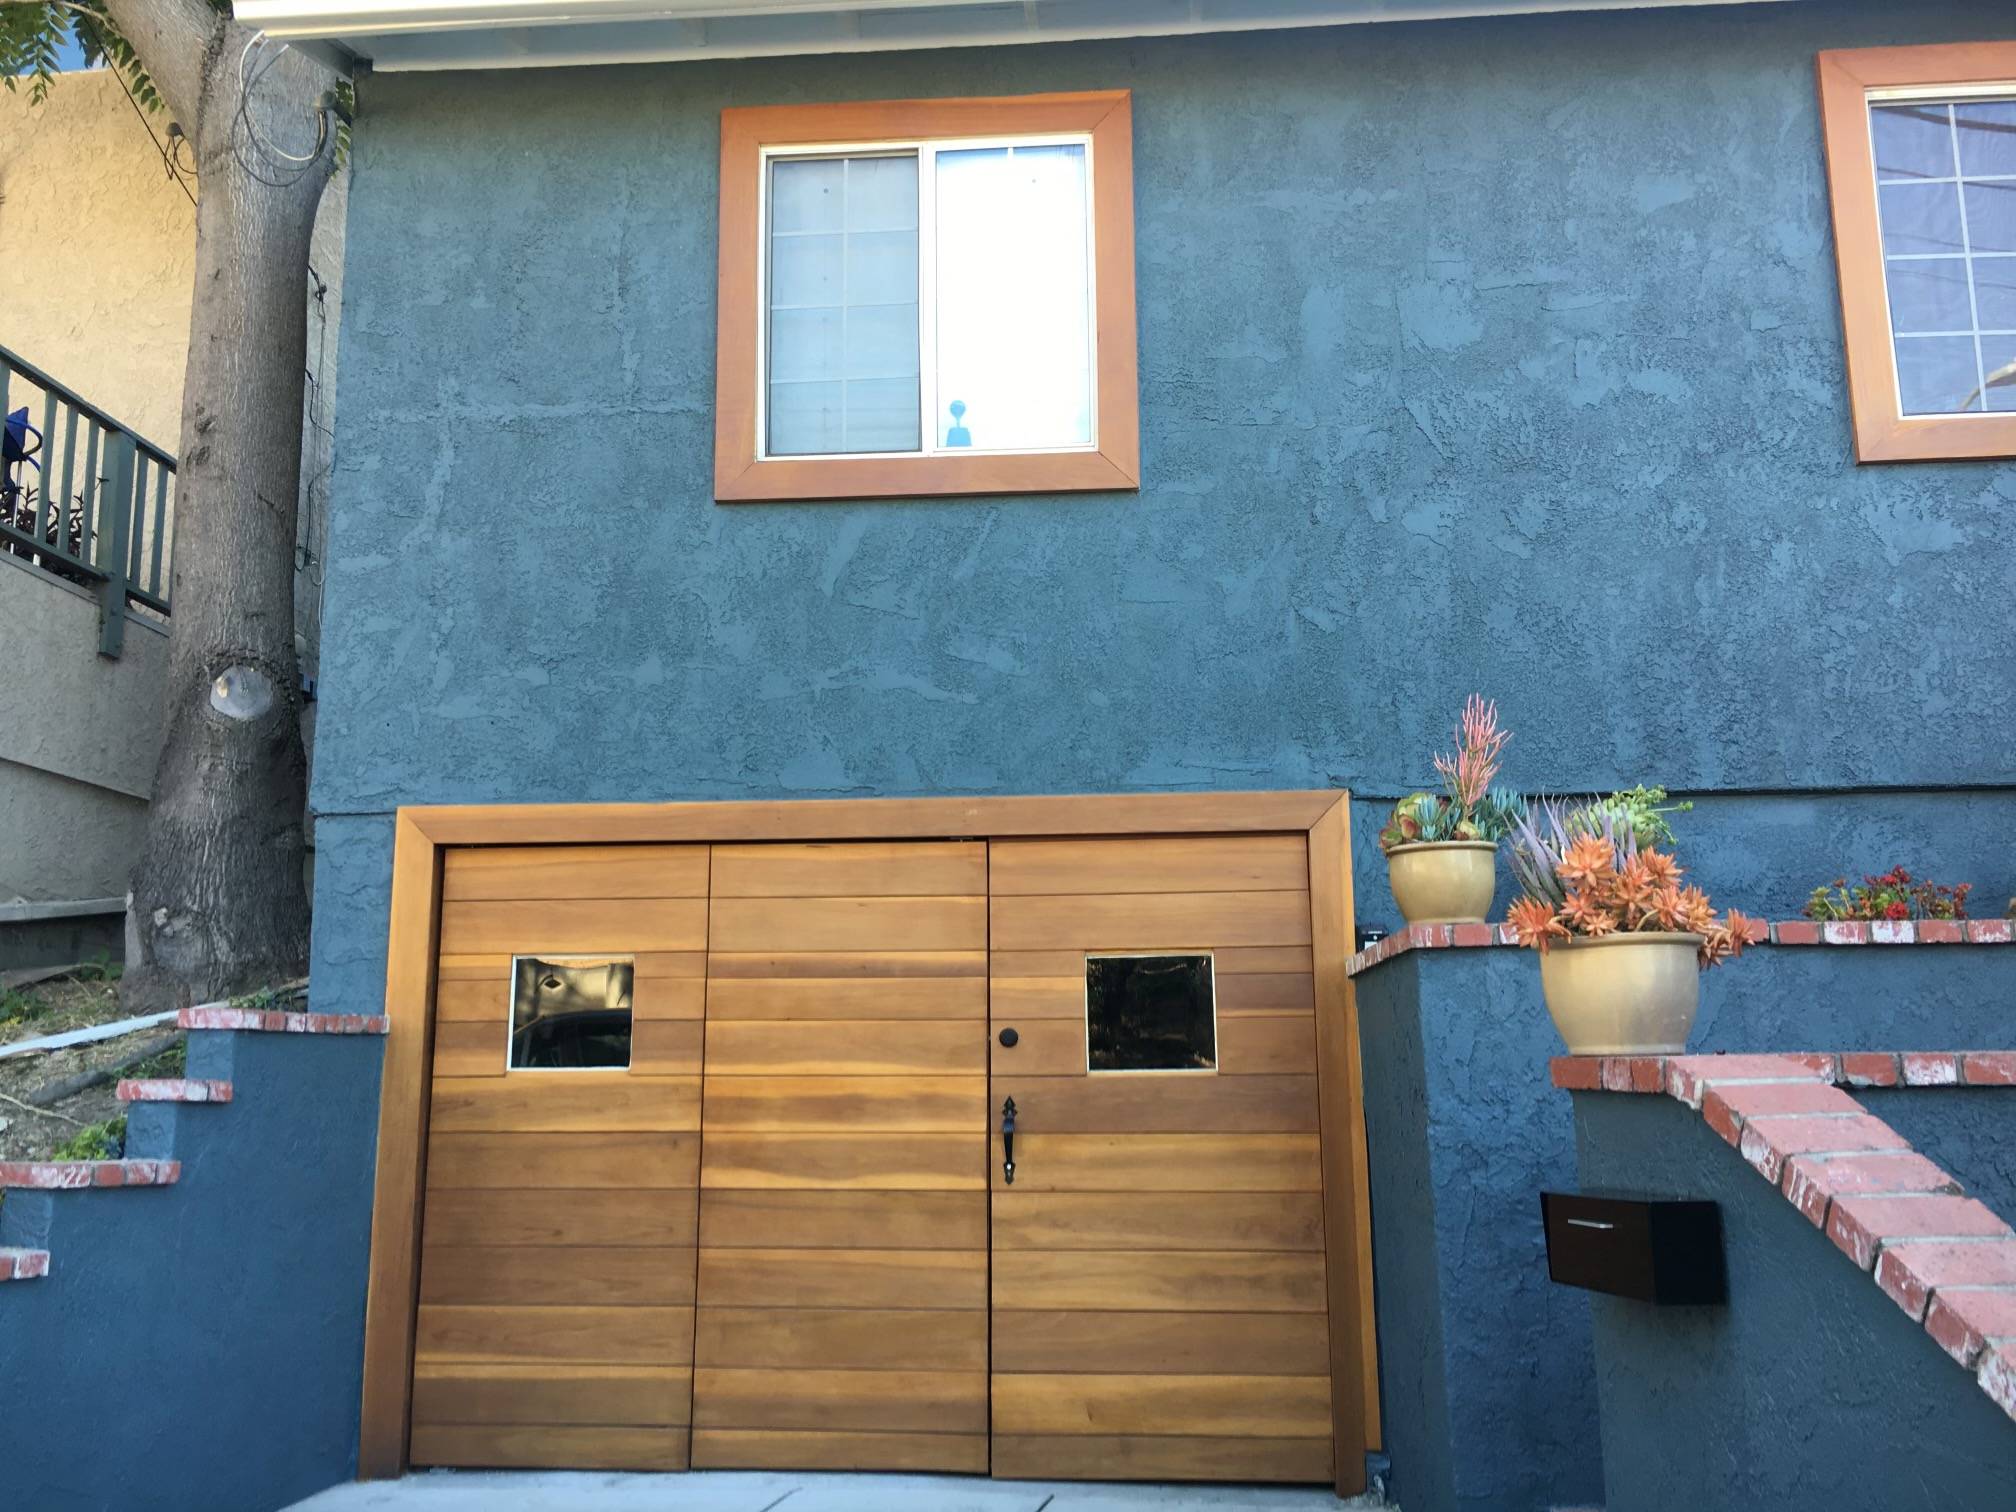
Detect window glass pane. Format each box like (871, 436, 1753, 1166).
(1885, 259, 1974, 333)
(1878, 182, 1964, 256)
(1871, 97, 2016, 414)
(1086, 954, 1216, 1073)
(768, 154, 920, 456)
(510, 957, 633, 1070)
(1956, 100, 2016, 179)
(934, 143, 1093, 451)
(1963, 181, 2016, 254)
(1872, 103, 1954, 181)
(1894, 336, 1981, 416)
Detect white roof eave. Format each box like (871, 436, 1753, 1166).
(236, 0, 1806, 73)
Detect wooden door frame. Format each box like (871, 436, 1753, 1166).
(358, 791, 1377, 1494)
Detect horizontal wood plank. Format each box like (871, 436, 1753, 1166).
(991, 1310, 1332, 1376)
(429, 1075, 701, 1133)
(690, 1429, 986, 1474)
(698, 1190, 987, 1251)
(994, 1135, 1322, 1193)
(423, 1188, 698, 1249)
(692, 1368, 986, 1433)
(694, 1307, 988, 1371)
(992, 1075, 1319, 1134)
(439, 898, 708, 955)
(994, 1251, 1327, 1314)
(696, 1248, 986, 1310)
(420, 1245, 697, 1306)
(992, 1372, 1331, 1438)
(711, 842, 985, 899)
(412, 1424, 688, 1471)
(990, 836, 1307, 897)
(990, 976, 1084, 1020)
(432, 1020, 505, 1077)
(710, 896, 985, 953)
(411, 1363, 692, 1428)
(705, 1020, 983, 1077)
(706, 977, 987, 1020)
(991, 1433, 1329, 1484)
(992, 1192, 1325, 1252)
(1217, 973, 1316, 1013)
(436, 978, 508, 1022)
(990, 891, 1312, 951)
(1219, 1014, 1317, 1076)
(991, 946, 1312, 977)
(427, 1131, 698, 1191)
(443, 846, 709, 901)
(632, 1019, 704, 1076)
(701, 1075, 985, 1132)
(701, 1132, 984, 1191)
(708, 950, 986, 980)
(416, 1305, 694, 1366)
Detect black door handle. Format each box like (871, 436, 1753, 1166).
(1001, 1096, 1017, 1186)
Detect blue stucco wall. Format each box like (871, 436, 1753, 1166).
(317, 0, 2016, 850)
(1571, 1091, 2016, 1511)
(0, 1028, 382, 1512)
(1352, 942, 2016, 1510)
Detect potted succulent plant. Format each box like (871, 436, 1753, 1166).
(1505, 790, 1753, 1055)
(1379, 695, 1526, 925)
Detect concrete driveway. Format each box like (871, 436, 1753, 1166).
(288, 1470, 1379, 1511)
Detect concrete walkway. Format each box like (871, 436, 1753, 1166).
(289, 1470, 1378, 1511)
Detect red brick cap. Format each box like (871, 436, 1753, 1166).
(0, 1159, 180, 1190)
(179, 1007, 387, 1034)
(0, 1248, 51, 1281)
(1553, 1047, 2016, 1426)
(116, 1078, 233, 1104)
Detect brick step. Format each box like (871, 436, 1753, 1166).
(0, 1248, 51, 1281)
(116, 1078, 233, 1104)
(0, 1160, 180, 1190)
(180, 1007, 387, 1034)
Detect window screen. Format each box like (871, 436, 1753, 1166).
(1085, 953, 1217, 1073)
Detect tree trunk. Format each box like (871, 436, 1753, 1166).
(108, 0, 336, 1011)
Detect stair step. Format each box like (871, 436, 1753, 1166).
(0, 1248, 51, 1281)
(0, 1160, 180, 1190)
(116, 1078, 233, 1104)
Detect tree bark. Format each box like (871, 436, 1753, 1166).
(104, 0, 337, 1010)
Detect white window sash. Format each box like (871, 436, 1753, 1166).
(754, 131, 1101, 463)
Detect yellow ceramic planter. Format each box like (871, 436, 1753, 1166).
(1538, 932, 1705, 1055)
(1385, 841, 1498, 925)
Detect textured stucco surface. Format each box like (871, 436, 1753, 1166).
(1352, 944, 2016, 1509)
(0, 1028, 382, 1512)
(318, 0, 2016, 826)
(1355, 952, 1597, 1512)
(0, 556, 166, 902)
(1574, 1092, 2016, 1511)
(0, 70, 195, 449)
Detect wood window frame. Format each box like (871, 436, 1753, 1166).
(713, 91, 1140, 502)
(356, 791, 1375, 1494)
(1818, 42, 2016, 462)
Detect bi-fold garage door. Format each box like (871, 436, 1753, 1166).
(408, 834, 1334, 1482)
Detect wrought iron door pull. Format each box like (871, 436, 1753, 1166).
(1001, 1096, 1017, 1186)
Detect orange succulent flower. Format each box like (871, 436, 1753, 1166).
(1649, 885, 1686, 931)
(1561, 892, 1619, 937)
(1507, 896, 1568, 952)
(1637, 850, 1681, 887)
(1676, 885, 1717, 935)
(1557, 834, 1617, 888)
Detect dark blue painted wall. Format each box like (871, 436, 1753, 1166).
(0, 1028, 382, 1512)
(1352, 943, 2016, 1510)
(1572, 1091, 2016, 1511)
(317, 0, 2016, 859)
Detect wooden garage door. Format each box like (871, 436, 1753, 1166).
(987, 835, 1333, 1483)
(691, 841, 991, 1472)
(411, 845, 709, 1471)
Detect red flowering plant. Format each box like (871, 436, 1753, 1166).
(1505, 797, 1754, 969)
(1377, 695, 1525, 851)
(1804, 868, 1970, 923)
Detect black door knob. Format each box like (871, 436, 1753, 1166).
(998, 1026, 1019, 1047)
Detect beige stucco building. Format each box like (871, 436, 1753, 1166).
(0, 68, 341, 963)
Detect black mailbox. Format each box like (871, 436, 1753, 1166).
(1541, 1190, 1726, 1305)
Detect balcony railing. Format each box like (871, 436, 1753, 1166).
(0, 343, 177, 657)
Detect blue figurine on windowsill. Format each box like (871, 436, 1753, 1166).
(945, 399, 972, 447)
